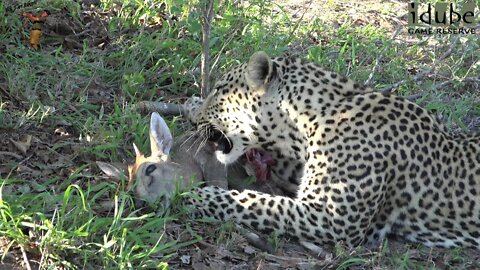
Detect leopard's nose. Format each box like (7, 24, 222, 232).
(206, 127, 233, 154)
(215, 136, 233, 154)
(207, 128, 223, 142)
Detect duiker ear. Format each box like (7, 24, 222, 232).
(150, 112, 173, 157)
(96, 161, 127, 181)
(245, 51, 274, 89)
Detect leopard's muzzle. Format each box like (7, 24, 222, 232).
(206, 126, 233, 154)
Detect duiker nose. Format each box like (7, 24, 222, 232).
(135, 200, 147, 208)
(145, 164, 157, 176)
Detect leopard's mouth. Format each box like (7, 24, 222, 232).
(206, 126, 233, 154)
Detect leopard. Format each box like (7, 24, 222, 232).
(187, 51, 480, 251)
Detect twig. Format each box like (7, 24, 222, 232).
(401, 75, 480, 97)
(200, 0, 215, 98)
(434, 76, 480, 89)
(286, 0, 313, 43)
(71, 21, 93, 37)
(255, 259, 265, 270)
(364, 25, 402, 86)
(210, 28, 238, 72)
(20, 245, 32, 270)
(262, 253, 310, 262)
(406, 93, 423, 101)
(198, 240, 217, 249)
(381, 35, 460, 93)
(262, 252, 339, 269)
(0, 151, 23, 159)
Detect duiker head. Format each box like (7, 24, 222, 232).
(98, 112, 184, 206)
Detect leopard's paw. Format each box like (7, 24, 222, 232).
(185, 186, 225, 219)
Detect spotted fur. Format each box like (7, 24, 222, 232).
(189, 51, 480, 249)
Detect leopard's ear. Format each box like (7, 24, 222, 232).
(245, 51, 274, 90)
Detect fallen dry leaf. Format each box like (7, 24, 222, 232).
(243, 245, 256, 255)
(54, 127, 71, 137)
(180, 255, 191, 264)
(10, 135, 32, 155)
(16, 164, 42, 177)
(35, 150, 51, 163)
(192, 262, 210, 270)
(208, 261, 227, 270)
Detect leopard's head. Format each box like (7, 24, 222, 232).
(194, 51, 279, 164)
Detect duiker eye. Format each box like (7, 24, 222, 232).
(145, 164, 156, 176)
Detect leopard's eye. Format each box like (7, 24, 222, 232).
(145, 164, 156, 176)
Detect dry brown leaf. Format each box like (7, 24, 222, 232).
(243, 245, 256, 255)
(16, 164, 42, 177)
(48, 155, 74, 169)
(208, 261, 227, 270)
(64, 36, 83, 49)
(36, 150, 51, 163)
(10, 135, 32, 155)
(214, 246, 232, 259)
(54, 127, 71, 137)
(192, 262, 210, 270)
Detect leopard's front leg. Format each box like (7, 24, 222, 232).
(188, 166, 386, 250)
(188, 186, 329, 245)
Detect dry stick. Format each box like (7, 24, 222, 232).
(136, 101, 186, 116)
(364, 25, 402, 87)
(420, 75, 480, 92)
(0, 151, 23, 159)
(261, 253, 340, 269)
(210, 28, 238, 72)
(406, 93, 423, 101)
(380, 35, 460, 93)
(20, 245, 32, 270)
(286, 0, 313, 43)
(200, 0, 215, 98)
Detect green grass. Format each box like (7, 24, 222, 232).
(0, 0, 479, 269)
(1, 180, 200, 268)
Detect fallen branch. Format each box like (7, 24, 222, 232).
(20, 245, 32, 270)
(435, 76, 480, 89)
(400, 75, 480, 99)
(136, 101, 186, 116)
(261, 252, 339, 269)
(406, 93, 423, 101)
